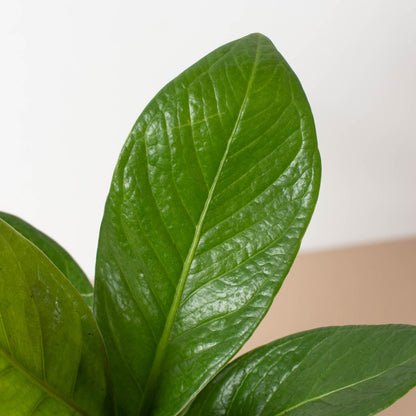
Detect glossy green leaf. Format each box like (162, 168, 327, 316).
(0, 211, 93, 308)
(94, 33, 320, 416)
(0, 219, 116, 415)
(188, 325, 416, 416)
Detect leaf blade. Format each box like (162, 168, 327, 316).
(0, 218, 115, 415)
(188, 325, 416, 416)
(0, 211, 93, 308)
(95, 33, 320, 416)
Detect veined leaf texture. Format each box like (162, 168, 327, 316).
(94, 33, 320, 416)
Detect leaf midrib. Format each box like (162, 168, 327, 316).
(138, 36, 262, 416)
(0, 347, 87, 416)
(275, 354, 416, 416)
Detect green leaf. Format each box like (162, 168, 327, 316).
(188, 325, 416, 416)
(94, 33, 320, 416)
(0, 219, 116, 415)
(0, 212, 93, 308)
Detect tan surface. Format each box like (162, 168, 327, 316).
(239, 237, 416, 415)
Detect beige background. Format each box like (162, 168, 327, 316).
(240, 237, 416, 415)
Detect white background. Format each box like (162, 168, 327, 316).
(1, 0, 415, 279)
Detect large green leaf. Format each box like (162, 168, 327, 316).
(0, 211, 93, 308)
(0, 219, 116, 415)
(188, 325, 416, 416)
(94, 33, 320, 416)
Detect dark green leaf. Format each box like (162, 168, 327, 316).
(188, 325, 416, 416)
(94, 33, 320, 416)
(0, 211, 93, 308)
(0, 219, 116, 415)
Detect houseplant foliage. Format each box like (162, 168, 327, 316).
(1, 32, 416, 415)
(0, 212, 93, 308)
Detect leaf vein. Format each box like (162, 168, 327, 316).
(138, 35, 263, 416)
(196, 144, 305, 258)
(275, 354, 416, 416)
(181, 179, 311, 307)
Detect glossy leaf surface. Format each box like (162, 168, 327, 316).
(0, 211, 93, 308)
(94, 33, 320, 416)
(0, 219, 115, 415)
(188, 325, 416, 416)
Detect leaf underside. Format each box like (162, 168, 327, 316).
(94, 33, 320, 416)
(188, 325, 416, 416)
(0, 211, 93, 308)
(0, 219, 115, 415)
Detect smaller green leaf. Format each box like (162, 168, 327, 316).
(0, 218, 116, 415)
(188, 325, 416, 416)
(0, 211, 93, 308)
